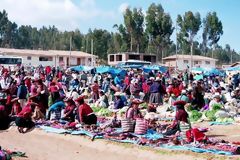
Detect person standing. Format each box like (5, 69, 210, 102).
(17, 80, 28, 108)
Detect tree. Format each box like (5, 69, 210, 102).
(146, 3, 174, 61)
(177, 11, 201, 69)
(132, 8, 144, 52)
(202, 12, 223, 58)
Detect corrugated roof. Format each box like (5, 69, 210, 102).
(0, 48, 97, 58)
(162, 54, 217, 61)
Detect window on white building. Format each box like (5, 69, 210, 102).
(59, 57, 63, 62)
(205, 61, 210, 65)
(110, 55, 114, 62)
(27, 56, 31, 60)
(194, 61, 198, 65)
(39, 56, 53, 61)
(116, 55, 122, 61)
(183, 60, 189, 64)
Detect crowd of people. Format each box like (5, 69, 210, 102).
(0, 65, 239, 143)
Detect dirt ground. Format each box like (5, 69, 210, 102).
(0, 122, 240, 160)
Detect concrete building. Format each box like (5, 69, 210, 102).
(163, 54, 217, 70)
(0, 48, 97, 68)
(108, 52, 157, 66)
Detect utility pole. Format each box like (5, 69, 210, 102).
(175, 19, 178, 70)
(69, 36, 72, 67)
(91, 39, 94, 66)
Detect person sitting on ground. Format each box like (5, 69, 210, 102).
(108, 92, 125, 111)
(15, 102, 37, 133)
(62, 98, 76, 122)
(125, 99, 143, 120)
(208, 93, 224, 110)
(163, 100, 190, 137)
(95, 91, 109, 108)
(75, 95, 97, 125)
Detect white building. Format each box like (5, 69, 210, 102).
(163, 55, 217, 70)
(0, 48, 98, 68)
(108, 52, 157, 66)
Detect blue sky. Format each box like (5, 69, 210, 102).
(0, 0, 239, 52)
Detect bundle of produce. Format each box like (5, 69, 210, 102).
(189, 110, 203, 122)
(97, 108, 112, 117)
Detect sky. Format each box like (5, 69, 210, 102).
(0, 0, 240, 52)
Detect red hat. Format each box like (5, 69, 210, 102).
(50, 86, 59, 93)
(75, 95, 86, 102)
(173, 100, 186, 106)
(50, 82, 56, 86)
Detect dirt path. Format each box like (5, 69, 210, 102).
(0, 123, 240, 160)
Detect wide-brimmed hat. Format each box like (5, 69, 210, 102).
(155, 77, 161, 81)
(131, 99, 143, 104)
(181, 90, 187, 94)
(74, 95, 86, 102)
(114, 92, 122, 96)
(50, 86, 59, 93)
(173, 100, 186, 106)
(213, 93, 221, 98)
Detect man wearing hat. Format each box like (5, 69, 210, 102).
(75, 95, 97, 125)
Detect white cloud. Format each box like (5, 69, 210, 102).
(118, 2, 129, 14)
(0, 0, 116, 31)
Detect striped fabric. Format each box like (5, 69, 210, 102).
(179, 121, 191, 140)
(121, 119, 135, 132)
(134, 118, 148, 135)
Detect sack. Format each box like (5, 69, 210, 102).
(134, 118, 147, 135)
(121, 119, 135, 132)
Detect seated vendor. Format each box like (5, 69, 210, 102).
(209, 93, 223, 110)
(108, 92, 125, 111)
(15, 102, 37, 133)
(95, 91, 109, 108)
(62, 98, 76, 122)
(75, 95, 97, 125)
(125, 99, 143, 120)
(163, 100, 190, 136)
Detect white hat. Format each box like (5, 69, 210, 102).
(114, 92, 121, 96)
(236, 87, 240, 91)
(181, 90, 187, 94)
(150, 77, 155, 80)
(155, 77, 161, 81)
(213, 92, 221, 98)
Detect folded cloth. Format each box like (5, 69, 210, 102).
(40, 126, 71, 134)
(209, 122, 233, 126)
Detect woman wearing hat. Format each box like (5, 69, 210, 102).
(125, 99, 143, 120)
(75, 95, 97, 125)
(62, 98, 76, 122)
(164, 100, 190, 136)
(15, 102, 37, 133)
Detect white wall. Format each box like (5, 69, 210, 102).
(176, 59, 216, 70)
